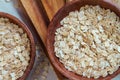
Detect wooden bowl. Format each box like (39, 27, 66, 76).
(47, 0, 120, 80)
(0, 12, 35, 80)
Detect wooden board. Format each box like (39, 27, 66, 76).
(41, 0, 65, 20)
(20, 0, 47, 45)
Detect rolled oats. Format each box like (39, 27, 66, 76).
(54, 5, 120, 79)
(0, 18, 30, 80)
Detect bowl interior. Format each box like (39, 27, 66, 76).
(47, 0, 120, 80)
(0, 12, 35, 80)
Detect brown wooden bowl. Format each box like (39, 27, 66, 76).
(0, 12, 35, 80)
(47, 0, 120, 80)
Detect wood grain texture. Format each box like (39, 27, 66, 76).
(41, 0, 65, 21)
(65, 0, 73, 2)
(20, 0, 47, 46)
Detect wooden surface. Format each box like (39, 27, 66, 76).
(20, 0, 47, 46)
(41, 0, 65, 21)
(20, 0, 66, 80)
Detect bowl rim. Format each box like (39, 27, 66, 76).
(47, 0, 120, 80)
(0, 12, 36, 80)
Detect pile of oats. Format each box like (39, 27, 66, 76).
(54, 5, 120, 79)
(0, 18, 30, 80)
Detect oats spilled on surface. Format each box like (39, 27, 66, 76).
(0, 18, 30, 80)
(54, 5, 120, 79)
